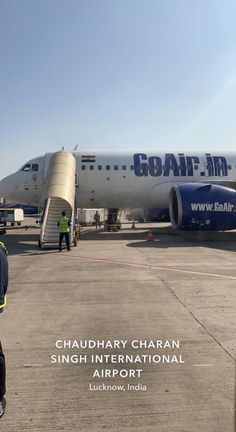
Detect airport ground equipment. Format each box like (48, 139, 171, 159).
(72, 224, 81, 246)
(39, 151, 76, 248)
(104, 208, 121, 231)
(76, 208, 104, 226)
(0, 208, 24, 226)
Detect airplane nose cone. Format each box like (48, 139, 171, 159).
(0, 175, 14, 201)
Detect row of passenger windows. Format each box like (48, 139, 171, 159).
(20, 162, 233, 173)
(81, 164, 233, 171)
(205, 164, 232, 170)
(81, 165, 134, 171)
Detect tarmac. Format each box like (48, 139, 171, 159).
(1, 222, 236, 431)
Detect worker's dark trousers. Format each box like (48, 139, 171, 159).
(0, 342, 6, 400)
(59, 232, 70, 251)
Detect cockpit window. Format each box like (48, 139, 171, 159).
(21, 164, 31, 172)
(31, 164, 39, 172)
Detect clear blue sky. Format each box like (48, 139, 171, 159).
(1, 0, 236, 178)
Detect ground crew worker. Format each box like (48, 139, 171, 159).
(0, 241, 8, 418)
(57, 211, 71, 252)
(94, 211, 101, 229)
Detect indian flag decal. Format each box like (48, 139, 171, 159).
(81, 155, 96, 163)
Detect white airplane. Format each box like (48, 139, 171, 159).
(1, 150, 236, 233)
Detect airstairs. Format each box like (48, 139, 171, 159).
(39, 151, 76, 248)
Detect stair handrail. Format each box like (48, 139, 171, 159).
(69, 198, 76, 245)
(40, 198, 51, 244)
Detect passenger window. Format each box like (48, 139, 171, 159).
(90, 165, 94, 170)
(21, 164, 31, 172)
(106, 165, 110, 170)
(81, 165, 86, 170)
(114, 165, 118, 170)
(98, 165, 102, 170)
(31, 164, 39, 172)
(130, 165, 134, 170)
(228, 165, 232, 170)
(122, 165, 126, 170)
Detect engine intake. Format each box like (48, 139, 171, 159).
(169, 183, 236, 231)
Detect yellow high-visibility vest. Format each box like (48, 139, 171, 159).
(0, 241, 5, 249)
(0, 242, 7, 309)
(58, 216, 70, 233)
(0, 241, 8, 255)
(0, 295, 6, 310)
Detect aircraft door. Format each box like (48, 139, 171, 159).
(204, 162, 213, 177)
(31, 162, 41, 198)
(204, 160, 227, 177)
(20, 163, 31, 192)
(22, 158, 45, 202)
(215, 161, 226, 176)
(43, 153, 53, 179)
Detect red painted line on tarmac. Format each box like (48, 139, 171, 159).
(58, 253, 236, 280)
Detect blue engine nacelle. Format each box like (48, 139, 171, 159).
(169, 183, 236, 231)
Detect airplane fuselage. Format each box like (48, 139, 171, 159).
(0, 151, 235, 209)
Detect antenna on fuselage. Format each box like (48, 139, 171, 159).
(73, 145, 78, 151)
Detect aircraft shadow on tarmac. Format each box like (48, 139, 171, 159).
(2, 226, 236, 255)
(81, 223, 175, 239)
(81, 226, 236, 254)
(0, 233, 57, 256)
(126, 230, 236, 254)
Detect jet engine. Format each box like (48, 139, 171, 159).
(169, 183, 236, 231)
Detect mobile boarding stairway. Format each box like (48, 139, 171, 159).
(39, 150, 76, 249)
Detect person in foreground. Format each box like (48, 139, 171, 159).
(0, 241, 8, 418)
